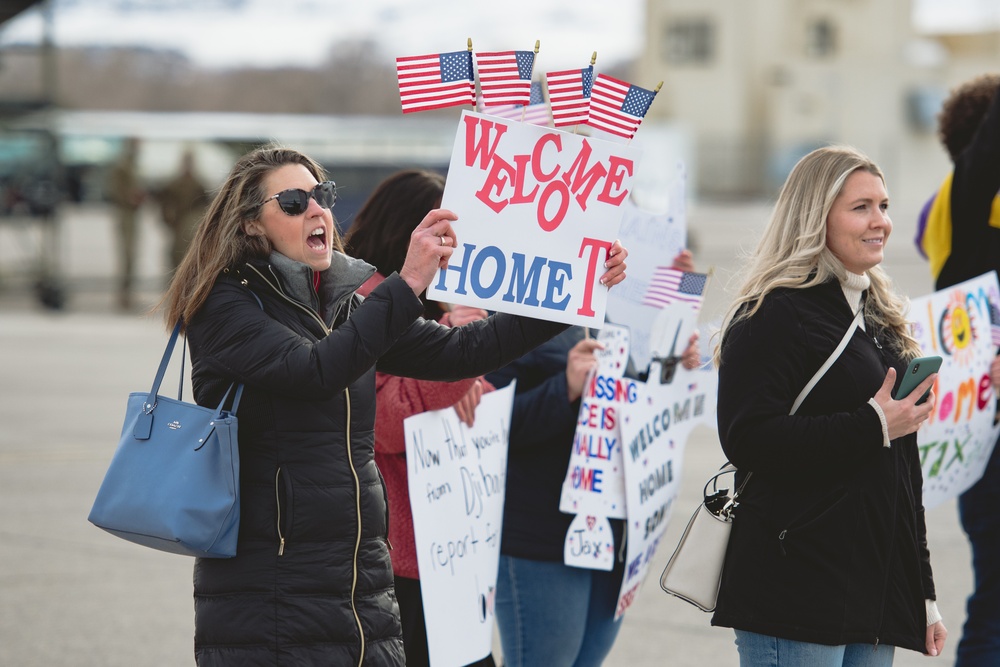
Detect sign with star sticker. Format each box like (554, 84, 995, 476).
(613, 311, 717, 619)
(558, 324, 633, 521)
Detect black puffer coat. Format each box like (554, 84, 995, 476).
(186, 252, 565, 666)
(712, 280, 936, 654)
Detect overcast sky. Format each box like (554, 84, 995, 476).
(0, 0, 996, 71)
(0, 0, 645, 71)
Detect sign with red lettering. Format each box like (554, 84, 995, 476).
(909, 271, 1000, 509)
(559, 324, 632, 519)
(428, 111, 642, 327)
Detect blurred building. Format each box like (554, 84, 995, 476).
(635, 0, 1000, 202)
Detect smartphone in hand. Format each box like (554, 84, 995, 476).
(893, 356, 942, 404)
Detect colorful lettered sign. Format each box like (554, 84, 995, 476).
(559, 324, 632, 519)
(909, 272, 1000, 509)
(428, 111, 642, 328)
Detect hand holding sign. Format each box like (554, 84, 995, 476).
(566, 338, 604, 402)
(601, 240, 629, 288)
(399, 208, 459, 295)
(453, 379, 485, 427)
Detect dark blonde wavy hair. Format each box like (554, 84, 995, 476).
(160, 145, 344, 330)
(714, 145, 921, 366)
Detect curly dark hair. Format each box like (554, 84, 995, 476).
(938, 73, 1000, 162)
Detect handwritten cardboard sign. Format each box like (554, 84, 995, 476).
(909, 272, 1000, 509)
(428, 111, 642, 328)
(563, 513, 616, 571)
(405, 383, 515, 667)
(614, 354, 718, 619)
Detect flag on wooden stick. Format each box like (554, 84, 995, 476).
(546, 65, 593, 128)
(586, 73, 656, 139)
(477, 50, 535, 107)
(396, 50, 475, 114)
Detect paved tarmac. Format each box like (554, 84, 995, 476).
(0, 201, 970, 666)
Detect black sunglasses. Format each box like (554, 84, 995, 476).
(259, 181, 338, 216)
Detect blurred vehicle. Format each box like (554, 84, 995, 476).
(0, 125, 65, 308)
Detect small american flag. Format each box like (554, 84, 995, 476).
(546, 65, 593, 127)
(396, 50, 475, 114)
(480, 81, 551, 126)
(586, 74, 656, 139)
(642, 268, 707, 309)
(477, 50, 535, 107)
(989, 299, 1000, 349)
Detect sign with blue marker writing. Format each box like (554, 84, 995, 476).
(908, 271, 1000, 509)
(615, 339, 718, 619)
(559, 324, 632, 519)
(428, 110, 643, 328)
(405, 383, 515, 667)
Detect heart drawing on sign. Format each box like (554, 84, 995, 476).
(586, 516, 596, 531)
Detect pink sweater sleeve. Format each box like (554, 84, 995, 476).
(374, 373, 481, 454)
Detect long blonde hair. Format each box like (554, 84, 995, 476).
(713, 145, 920, 366)
(160, 145, 344, 330)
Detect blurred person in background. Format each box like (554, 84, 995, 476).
(107, 136, 144, 310)
(158, 148, 209, 275)
(713, 145, 946, 666)
(485, 249, 699, 667)
(345, 168, 497, 667)
(914, 73, 1000, 667)
(159, 145, 629, 666)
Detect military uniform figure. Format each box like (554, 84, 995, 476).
(107, 137, 144, 310)
(159, 150, 209, 274)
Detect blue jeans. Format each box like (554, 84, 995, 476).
(956, 438, 1000, 666)
(734, 630, 895, 667)
(495, 555, 624, 667)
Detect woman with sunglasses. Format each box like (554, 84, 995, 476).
(160, 146, 628, 666)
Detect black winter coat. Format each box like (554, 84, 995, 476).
(486, 327, 624, 562)
(186, 252, 565, 666)
(935, 83, 1000, 291)
(712, 280, 936, 654)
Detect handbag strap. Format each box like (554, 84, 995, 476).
(789, 309, 864, 415)
(143, 322, 183, 411)
(723, 308, 865, 501)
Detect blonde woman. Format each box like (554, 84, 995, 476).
(712, 146, 947, 666)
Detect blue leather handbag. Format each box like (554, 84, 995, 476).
(88, 322, 241, 558)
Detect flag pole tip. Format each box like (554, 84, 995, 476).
(534, 40, 540, 53)
(467, 38, 473, 51)
(655, 81, 663, 93)
(591, 51, 597, 65)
